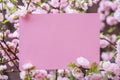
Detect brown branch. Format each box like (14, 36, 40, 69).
(0, 42, 20, 72)
(26, 0, 31, 10)
(2, 32, 19, 60)
(2, 40, 19, 60)
(100, 37, 116, 49)
(14, 43, 19, 53)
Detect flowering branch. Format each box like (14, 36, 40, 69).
(100, 37, 116, 49)
(2, 39, 19, 60)
(0, 41, 20, 72)
(26, 0, 32, 10)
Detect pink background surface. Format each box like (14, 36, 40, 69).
(19, 14, 100, 70)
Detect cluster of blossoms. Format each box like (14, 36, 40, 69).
(20, 63, 71, 80)
(0, 65, 8, 80)
(98, 0, 120, 30)
(100, 34, 117, 61)
(3, 0, 100, 22)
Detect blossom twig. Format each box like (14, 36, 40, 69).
(100, 37, 116, 49)
(0, 42, 20, 72)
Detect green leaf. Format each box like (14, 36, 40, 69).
(117, 35, 120, 40)
(108, 72, 116, 77)
(25, 76, 29, 80)
(11, 6, 18, 13)
(107, 27, 116, 33)
(11, 0, 18, 3)
(68, 63, 78, 68)
(93, 69, 101, 74)
(36, 2, 42, 6)
(30, 66, 35, 70)
(1, 58, 5, 63)
(91, 62, 98, 69)
(0, 0, 2, 2)
(85, 0, 89, 3)
(87, 62, 101, 74)
(25, 75, 33, 80)
(86, 70, 91, 75)
(2, 20, 9, 24)
(13, 16, 19, 20)
(0, 0, 6, 2)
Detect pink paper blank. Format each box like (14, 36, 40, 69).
(19, 14, 100, 70)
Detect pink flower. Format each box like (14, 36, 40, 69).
(0, 65, 7, 71)
(12, 39, 19, 45)
(100, 1, 112, 11)
(20, 71, 26, 79)
(104, 10, 110, 16)
(0, 75, 8, 80)
(5, 14, 15, 23)
(49, 0, 60, 8)
(102, 61, 120, 75)
(115, 54, 120, 66)
(60, 0, 68, 8)
(114, 9, 120, 22)
(82, 3, 88, 11)
(47, 74, 55, 80)
(51, 9, 59, 14)
(32, 8, 48, 14)
(57, 76, 70, 80)
(100, 14, 105, 21)
(100, 22, 105, 31)
(100, 40, 109, 48)
(8, 30, 19, 38)
(77, 57, 90, 68)
(86, 74, 103, 80)
(33, 0, 41, 3)
(109, 64, 120, 75)
(5, 30, 10, 35)
(7, 2, 14, 8)
(41, 3, 50, 11)
(101, 52, 114, 61)
(72, 67, 84, 79)
(109, 34, 116, 43)
(88, 0, 93, 7)
(102, 61, 111, 71)
(22, 63, 34, 70)
(93, 0, 99, 4)
(64, 6, 79, 13)
(8, 61, 14, 67)
(116, 39, 120, 54)
(106, 16, 117, 26)
(34, 70, 48, 80)
(111, 3, 117, 11)
(58, 69, 64, 74)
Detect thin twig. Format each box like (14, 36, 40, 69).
(15, 43, 19, 53)
(0, 42, 20, 72)
(2, 40, 19, 60)
(26, 0, 31, 10)
(2, 32, 19, 60)
(100, 37, 116, 49)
